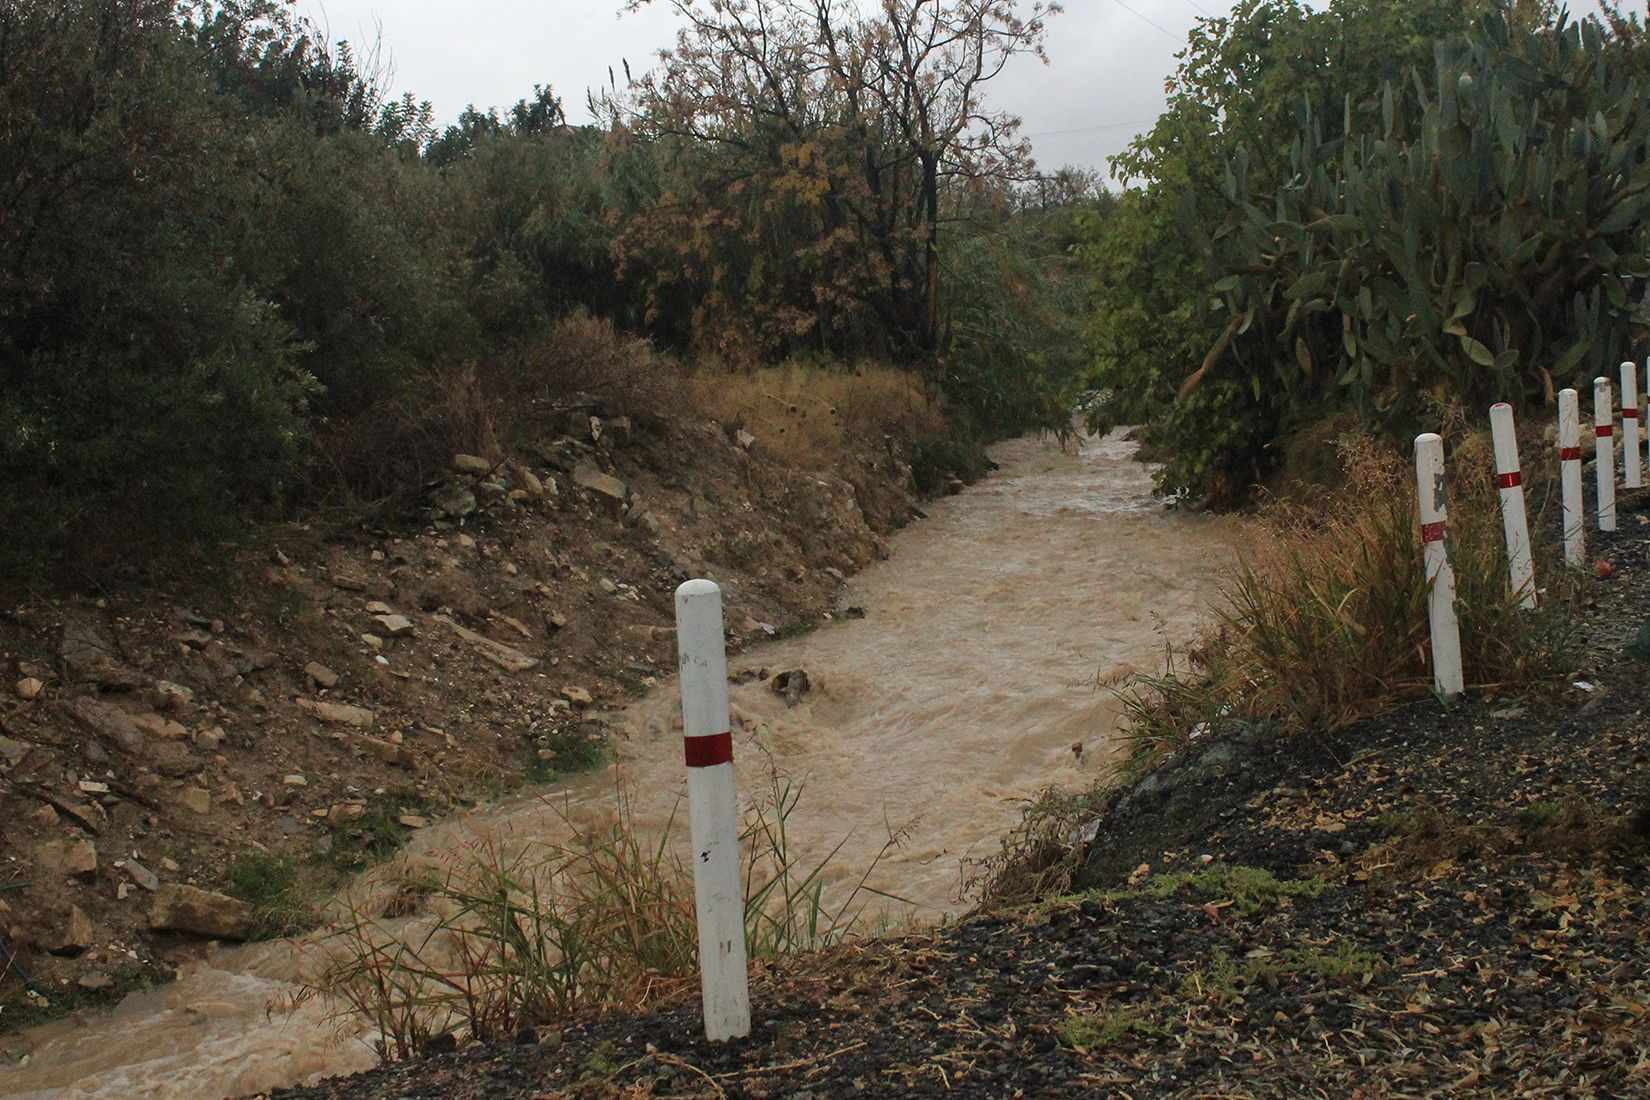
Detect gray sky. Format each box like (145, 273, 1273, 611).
(297, 1, 1616, 182)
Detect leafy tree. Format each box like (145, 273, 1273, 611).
(611, 0, 1059, 366)
(1083, 0, 1521, 502)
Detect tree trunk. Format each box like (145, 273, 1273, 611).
(921, 152, 939, 359)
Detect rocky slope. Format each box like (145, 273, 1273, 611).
(0, 398, 920, 1031)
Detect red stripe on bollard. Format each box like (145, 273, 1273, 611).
(1598, 425, 1615, 437)
(1494, 471, 1522, 489)
(1560, 446, 1582, 461)
(1626, 409, 1641, 419)
(1421, 520, 1447, 544)
(684, 731, 734, 768)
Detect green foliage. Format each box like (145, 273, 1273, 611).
(1, 0, 1080, 580)
(321, 790, 437, 873)
(226, 853, 317, 937)
(1082, 0, 1628, 502)
(1104, 864, 1328, 916)
(1203, 9, 1650, 434)
(1180, 942, 1380, 1005)
(0, 0, 316, 576)
(1057, 1007, 1167, 1051)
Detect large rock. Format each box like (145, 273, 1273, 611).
(434, 616, 539, 673)
(60, 619, 144, 690)
(65, 697, 145, 753)
(372, 613, 415, 638)
(572, 463, 627, 503)
(38, 839, 98, 879)
(149, 885, 255, 941)
(514, 466, 546, 498)
(297, 698, 376, 729)
(305, 661, 340, 689)
(50, 906, 95, 956)
(452, 453, 493, 476)
(131, 712, 190, 741)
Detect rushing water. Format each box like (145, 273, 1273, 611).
(1, 429, 1234, 1099)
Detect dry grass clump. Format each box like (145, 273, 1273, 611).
(308, 311, 689, 506)
(298, 774, 905, 1063)
(1119, 426, 1580, 761)
(686, 359, 944, 469)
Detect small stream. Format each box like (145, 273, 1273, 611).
(1, 429, 1235, 1099)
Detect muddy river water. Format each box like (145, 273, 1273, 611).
(2, 430, 1235, 1099)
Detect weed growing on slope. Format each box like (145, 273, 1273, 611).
(1179, 942, 1380, 1007)
(1057, 1007, 1167, 1052)
(225, 854, 318, 938)
(1104, 864, 1327, 916)
(297, 772, 908, 1063)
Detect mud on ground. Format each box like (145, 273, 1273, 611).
(0, 402, 919, 1033)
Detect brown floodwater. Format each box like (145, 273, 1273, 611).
(1, 429, 1234, 1099)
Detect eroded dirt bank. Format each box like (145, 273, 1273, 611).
(0, 402, 914, 1050)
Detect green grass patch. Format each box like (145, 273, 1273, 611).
(319, 788, 439, 874)
(1102, 863, 1327, 916)
(1180, 941, 1380, 1006)
(525, 725, 611, 785)
(225, 853, 318, 938)
(1057, 1006, 1167, 1052)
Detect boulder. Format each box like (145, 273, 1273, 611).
(297, 698, 376, 729)
(771, 670, 811, 708)
(572, 462, 627, 503)
(434, 615, 540, 673)
(38, 839, 98, 879)
(305, 662, 340, 689)
(60, 618, 144, 690)
(65, 697, 145, 752)
(125, 860, 160, 892)
(452, 453, 493, 476)
(50, 906, 95, 956)
(373, 614, 416, 638)
(131, 712, 190, 741)
(149, 885, 255, 941)
(515, 466, 546, 498)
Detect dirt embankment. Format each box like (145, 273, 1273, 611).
(0, 398, 920, 1027)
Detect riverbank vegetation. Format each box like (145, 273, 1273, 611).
(1, 0, 1093, 583)
(1082, 0, 1650, 505)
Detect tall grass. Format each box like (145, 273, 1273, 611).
(297, 773, 907, 1062)
(1119, 428, 1581, 762)
(686, 359, 945, 470)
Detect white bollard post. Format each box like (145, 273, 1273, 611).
(1558, 389, 1586, 568)
(1415, 433, 1464, 700)
(1488, 404, 1537, 609)
(1595, 376, 1617, 533)
(1621, 362, 1642, 489)
(673, 579, 751, 1042)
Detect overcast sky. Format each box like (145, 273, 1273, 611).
(295, 0, 1618, 182)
